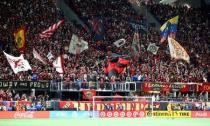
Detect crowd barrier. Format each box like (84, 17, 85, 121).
(0, 111, 210, 119)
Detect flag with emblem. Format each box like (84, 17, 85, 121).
(114, 38, 126, 47)
(147, 43, 159, 55)
(69, 34, 88, 54)
(82, 90, 96, 100)
(3, 51, 31, 74)
(168, 37, 190, 63)
(14, 27, 26, 53)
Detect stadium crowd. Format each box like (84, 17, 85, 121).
(0, 0, 210, 111)
(0, 0, 209, 83)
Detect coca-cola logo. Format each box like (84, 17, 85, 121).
(14, 112, 34, 119)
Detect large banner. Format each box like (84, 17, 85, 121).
(59, 101, 167, 111)
(0, 80, 50, 90)
(142, 82, 191, 92)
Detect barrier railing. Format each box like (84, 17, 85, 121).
(50, 81, 136, 92)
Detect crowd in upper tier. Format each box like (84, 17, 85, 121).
(0, 0, 209, 83)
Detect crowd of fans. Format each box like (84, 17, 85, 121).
(0, 0, 210, 108)
(0, 0, 209, 83)
(0, 88, 48, 111)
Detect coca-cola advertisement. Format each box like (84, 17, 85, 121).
(0, 111, 49, 119)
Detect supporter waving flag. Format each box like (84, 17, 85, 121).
(39, 19, 64, 39)
(14, 27, 26, 53)
(160, 16, 179, 43)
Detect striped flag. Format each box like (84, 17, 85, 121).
(39, 20, 64, 39)
(33, 48, 47, 65)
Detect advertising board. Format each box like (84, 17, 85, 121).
(0, 111, 49, 119)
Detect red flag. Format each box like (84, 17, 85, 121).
(118, 58, 129, 65)
(39, 20, 64, 39)
(82, 90, 96, 100)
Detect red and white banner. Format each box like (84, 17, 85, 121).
(53, 55, 64, 74)
(39, 20, 64, 39)
(99, 111, 146, 118)
(59, 101, 75, 109)
(33, 48, 47, 64)
(4, 52, 31, 74)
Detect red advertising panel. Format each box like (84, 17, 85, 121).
(99, 111, 146, 118)
(198, 83, 210, 92)
(142, 82, 190, 92)
(59, 101, 75, 109)
(192, 111, 210, 118)
(0, 111, 49, 119)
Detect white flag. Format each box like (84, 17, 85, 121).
(113, 38, 126, 47)
(168, 37, 190, 63)
(53, 55, 64, 74)
(4, 52, 31, 74)
(147, 43, 159, 55)
(132, 32, 140, 53)
(69, 34, 88, 54)
(33, 48, 47, 64)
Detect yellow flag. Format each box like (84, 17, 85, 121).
(168, 16, 179, 24)
(14, 28, 26, 52)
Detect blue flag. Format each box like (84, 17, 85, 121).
(91, 18, 105, 42)
(0, 40, 4, 49)
(160, 16, 179, 43)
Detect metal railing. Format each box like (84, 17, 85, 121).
(50, 81, 136, 92)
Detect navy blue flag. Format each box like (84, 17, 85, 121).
(91, 18, 105, 42)
(0, 40, 4, 49)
